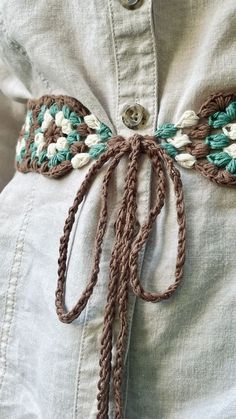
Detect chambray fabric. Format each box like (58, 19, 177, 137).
(0, 1, 236, 418)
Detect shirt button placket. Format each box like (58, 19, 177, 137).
(108, 0, 158, 416)
(109, 0, 157, 137)
(119, 0, 144, 10)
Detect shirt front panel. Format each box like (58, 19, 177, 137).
(0, 1, 235, 418)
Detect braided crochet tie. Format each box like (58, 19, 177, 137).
(55, 134, 186, 419)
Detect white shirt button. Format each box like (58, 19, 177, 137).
(119, 0, 143, 10)
(121, 103, 149, 130)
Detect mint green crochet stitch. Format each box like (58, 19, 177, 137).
(89, 143, 108, 159)
(160, 142, 179, 158)
(154, 123, 178, 139)
(204, 133, 230, 149)
(207, 152, 232, 167)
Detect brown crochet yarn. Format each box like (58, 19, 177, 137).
(55, 134, 186, 418)
(16, 91, 236, 185)
(184, 91, 236, 186)
(16, 95, 94, 177)
(14, 90, 236, 418)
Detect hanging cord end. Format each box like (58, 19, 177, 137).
(54, 134, 186, 418)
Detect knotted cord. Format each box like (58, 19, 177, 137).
(55, 134, 186, 419)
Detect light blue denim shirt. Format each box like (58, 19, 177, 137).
(0, 1, 236, 418)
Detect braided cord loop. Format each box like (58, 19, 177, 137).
(55, 134, 186, 419)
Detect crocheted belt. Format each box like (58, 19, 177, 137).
(15, 91, 236, 418)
